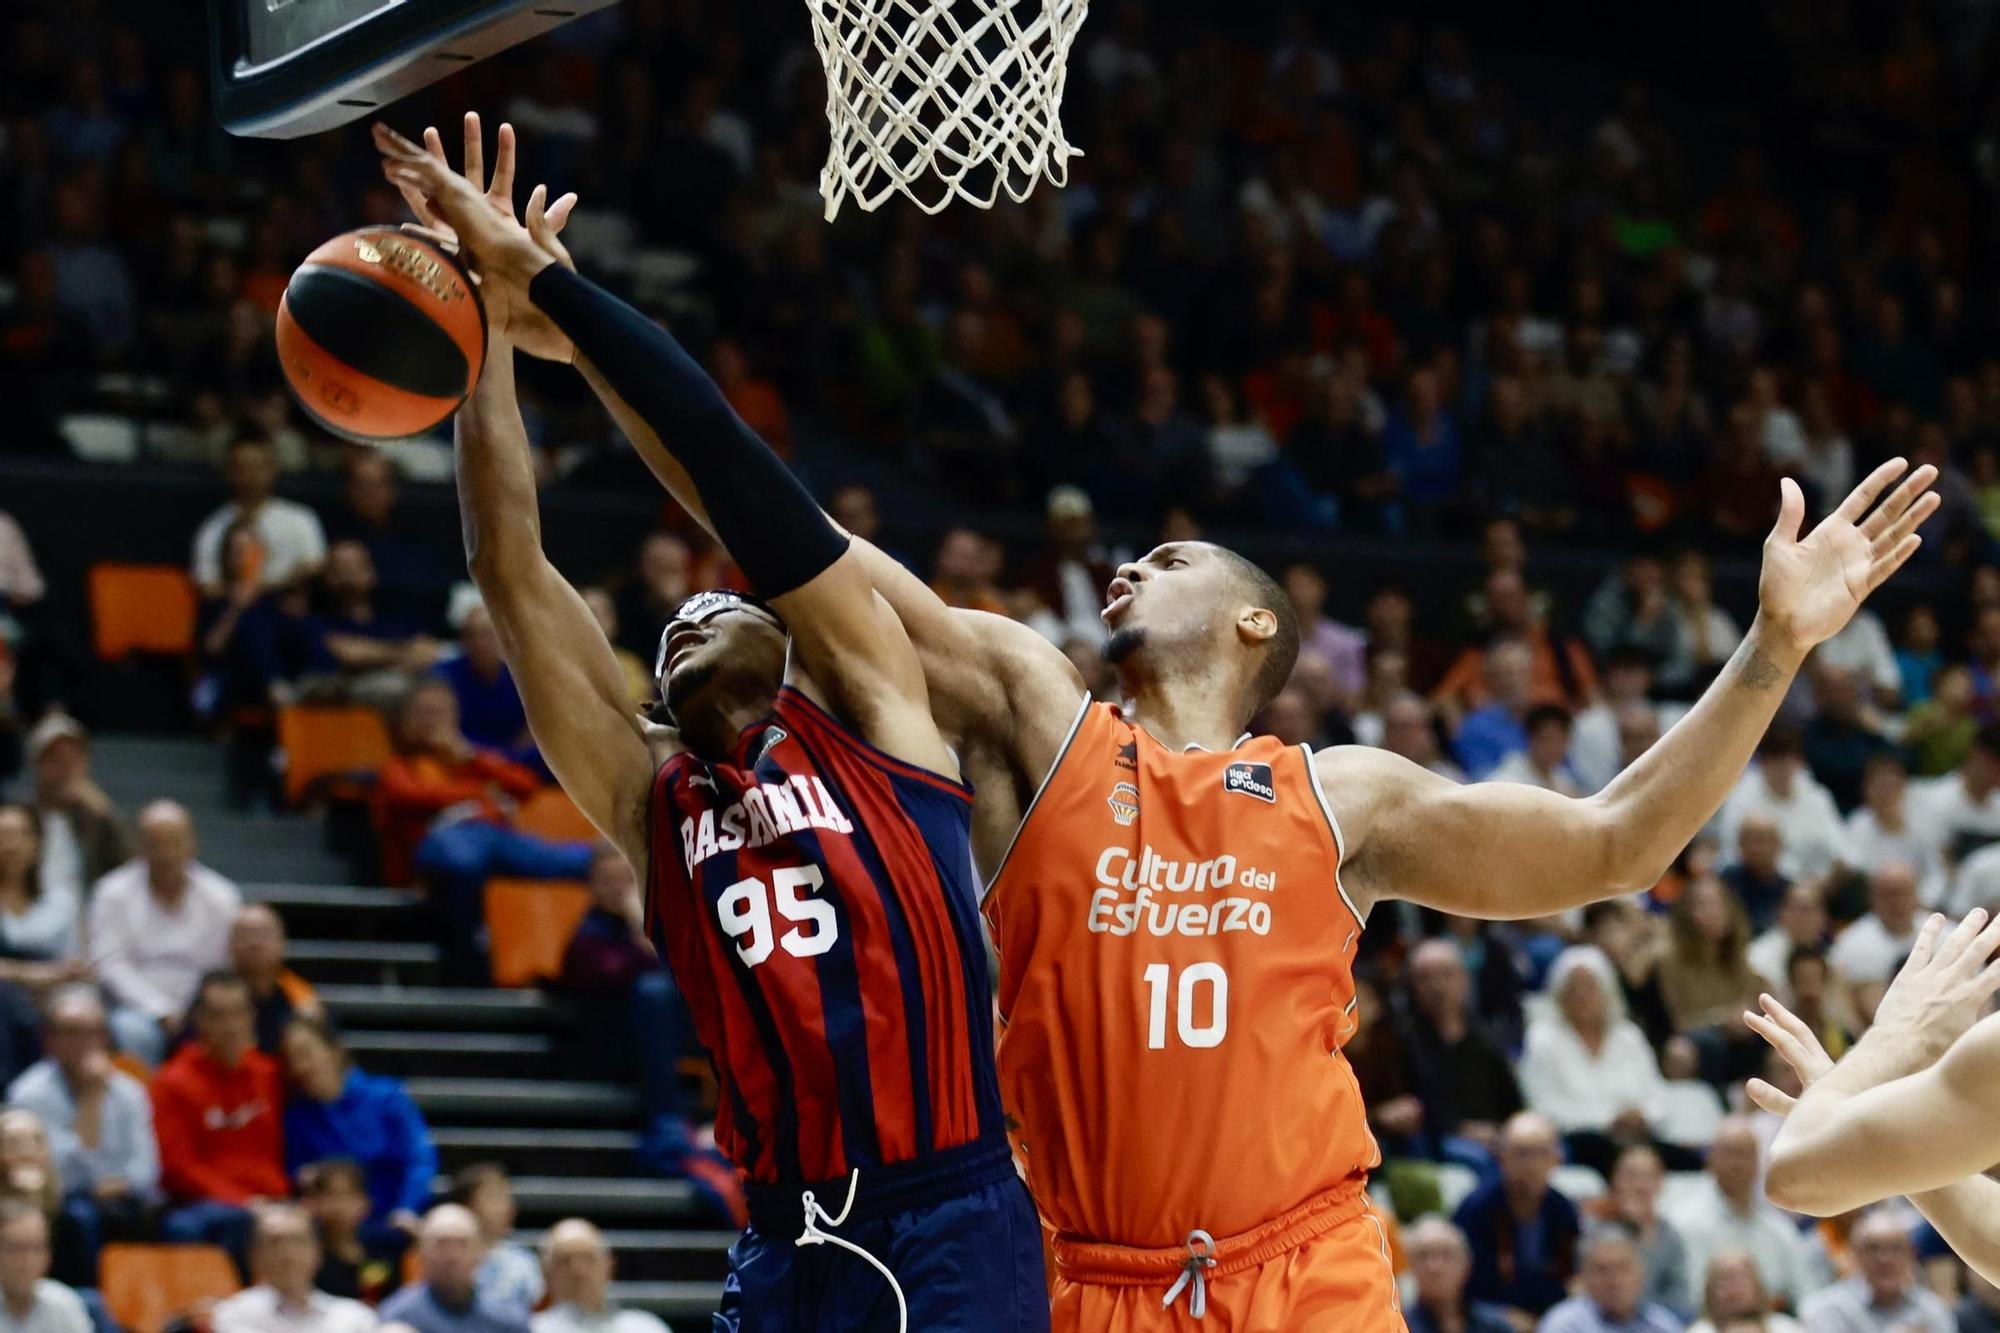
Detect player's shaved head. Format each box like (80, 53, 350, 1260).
(1215, 547, 1300, 714)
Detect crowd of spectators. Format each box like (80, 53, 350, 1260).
(12, 0, 2000, 1327)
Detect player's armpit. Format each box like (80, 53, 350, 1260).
(1321, 746, 1625, 919)
(1766, 1012, 2000, 1216)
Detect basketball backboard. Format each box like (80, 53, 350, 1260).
(209, 0, 617, 139)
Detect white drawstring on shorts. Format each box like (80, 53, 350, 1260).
(797, 1169, 908, 1333)
(1162, 1229, 1217, 1318)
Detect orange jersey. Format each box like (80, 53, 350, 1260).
(983, 700, 1378, 1248)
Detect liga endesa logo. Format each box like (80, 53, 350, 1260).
(1107, 781, 1139, 826)
(1223, 761, 1276, 803)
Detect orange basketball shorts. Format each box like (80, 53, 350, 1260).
(1047, 1181, 1405, 1333)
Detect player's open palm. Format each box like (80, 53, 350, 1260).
(1869, 909, 2000, 1051)
(1757, 461, 1939, 652)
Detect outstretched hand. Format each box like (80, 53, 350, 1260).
(1867, 908, 2000, 1050)
(1743, 993, 1834, 1116)
(374, 113, 579, 361)
(1757, 460, 1939, 655)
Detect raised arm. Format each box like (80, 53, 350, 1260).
(1332, 462, 1937, 918)
(1742, 913, 2000, 1278)
(379, 122, 954, 777)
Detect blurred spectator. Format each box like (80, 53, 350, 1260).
(1582, 899, 1676, 1050)
(1453, 1111, 1580, 1321)
(152, 971, 287, 1268)
(378, 1204, 529, 1333)
(1901, 664, 1976, 777)
(611, 536, 691, 663)
(1537, 1224, 1685, 1333)
(1584, 558, 1681, 670)
(5, 986, 157, 1274)
(0, 1111, 86, 1291)
(1892, 606, 1941, 708)
(89, 800, 240, 1064)
(1601, 1147, 1691, 1318)
(377, 681, 588, 984)
(1664, 1117, 1817, 1311)
(1488, 706, 1582, 795)
(1746, 883, 1830, 998)
(1686, 1250, 1800, 1333)
(1404, 1215, 1515, 1333)
(1345, 974, 1421, 1155)
(929, 529, 1009, 616)
(1572, 649, 1661, 794)
(1658, 876, 1761, 1084)
(1802, 667, 1893, 813)
(1016, 487, 1118, 651)
(280, 1016, 435, 1245)
(1841, 756, 1938, 893)
(1797, 1209, 1951, 1333)
(1826, 864, 1925, 990)
(314, 542, 444, 709)
(1435, 572, 1600, 718)
(433, 605, 530, 760)
(300, 1159, 404, 1308)
(1718, 727, 1847, 883)
(43, 176, 135, 361)
(1719, 816, 1790, 933)
(1380, 693, 1465, 781)
(1906, 725, 2000, 895)
(1813, 610, 1901, 712)
(1519, 946, 1671, 1176)
(1382, 367, 1462, 525)
(1654, 1037, 1726, 1154)
(448, 1166, 541, 1316)
(1450, 639, 1535, 779)
(197, 520, 326, 804)
(577, 589, 651, 713)
(1658, 553, 1742, 698)
(0, 1201, 90, 1333)
(1780, 950, 1849, 1064)
(1365, 585, 1450, 694)
(0, 804, 83, 987)
(212, 1202, 377, 1333)
(1398, 938, 1523, 1179)
(322, 453, 445, 619)
(531, 1219, 668, 1333)
(1958, 1269, 2000, 1333)
(229, 904, 321, 1057)
(22, 715, 129, 899)
(710, 338, 790, 456)
(191, 438, 328, 599)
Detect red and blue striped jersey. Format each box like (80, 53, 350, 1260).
(644, 685, 1003, 1186)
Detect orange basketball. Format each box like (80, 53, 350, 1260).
(276, 227, 486, 443)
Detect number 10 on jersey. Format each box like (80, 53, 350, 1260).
(1142, 962, 1228, 1049)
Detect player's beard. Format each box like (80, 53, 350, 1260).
(1103, 625, 1146, 666)
(664, 660, 721, 723)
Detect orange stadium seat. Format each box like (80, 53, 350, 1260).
(100, 1243, 240, 1333)
(88, 564, 197, 660)
(278, 704, 392, 807)
(517, 788, 599, 842)
(486, 877, 593, 987)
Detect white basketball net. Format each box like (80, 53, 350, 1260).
(806, 0, 1089, 219)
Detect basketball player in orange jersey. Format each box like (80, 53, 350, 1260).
(380, 120, 1942, 1332)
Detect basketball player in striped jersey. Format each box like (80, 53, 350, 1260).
(402, 118, 1044, 1333)
(383, 120, 1940, 1331)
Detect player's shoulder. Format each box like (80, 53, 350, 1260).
(1309, 742, 1434, 788)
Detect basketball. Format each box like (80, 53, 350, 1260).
(275, 226, 486, 444)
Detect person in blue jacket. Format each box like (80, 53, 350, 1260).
(279, 1015, 436, 1243)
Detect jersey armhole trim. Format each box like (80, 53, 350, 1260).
(642, 755, 692, 947)
(774, 685, 974, 804)
(1301, 742, 1367, 928)
(980, 692, 1094, 911)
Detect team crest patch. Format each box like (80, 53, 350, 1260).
(1107, 781, 1139, 826)
(1223, 762, 1276, 803)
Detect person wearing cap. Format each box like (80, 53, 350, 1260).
(1016, 486, 1118, 650)
(23, 715, 129, 908)
(377, 679, 591, 985)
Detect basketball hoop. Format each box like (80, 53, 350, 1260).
(805, 0, 1089, 219)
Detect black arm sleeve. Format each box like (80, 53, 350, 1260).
(528, 265, 848, 598)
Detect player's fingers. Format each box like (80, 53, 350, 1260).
(396, 223, 459, 254)
(1866, 534, 1925, 594)
(546, 191, 579, 234)
(1757, 993, 1821, 1050)
(490, 123, 517, 205)
(1861, 463, 1940, 541)
(1906, 912, 1947, 970)
(422, 125, 447, 163)
(1743, 1010, 1808, 1068)
(1834, 457, 1910, 526)
(371, 122, 430, 163)
(1937, 908, 1988, 969)
(524, 183, 549, 237)
(1769, 477, 1804, 546)
(1744, 1078, 1797, 1117)
(462, 111, 485, 194)
(1870, 487, 1941, 552)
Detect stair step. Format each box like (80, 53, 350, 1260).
(287, 939, 440, 986)
(407, 1077, 638, 1126)
(517, 1228, 735, 1283)
(318, 986, 571, 1032)
(433, 1128, 639, 1177)
(343, 1030, 553, 1079)
(244, 883, 425, 940)
(484, 1175, 699, 1224)
(608, 1281, 724, 1324)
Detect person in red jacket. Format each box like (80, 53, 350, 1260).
(151, 970, 287, 1273)
(379, 678, 592, 985)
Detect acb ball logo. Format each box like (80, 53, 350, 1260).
(1106, 782, 1138, 827)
